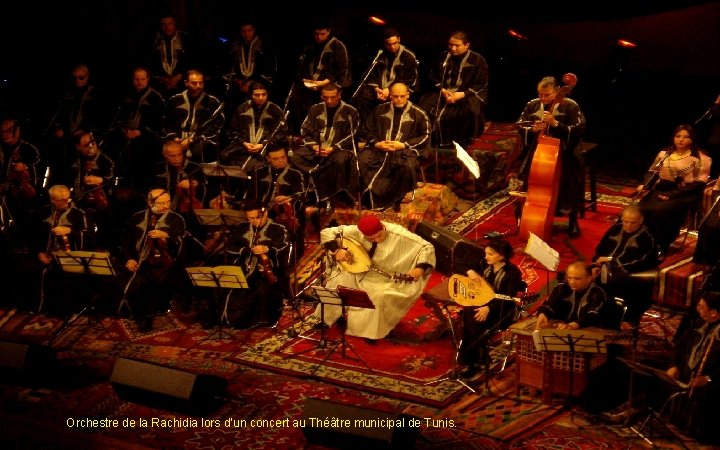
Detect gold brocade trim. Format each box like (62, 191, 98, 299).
(658, 257, 693, 302)
(687, 270, 705, 307)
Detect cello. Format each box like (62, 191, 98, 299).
(518, 73, 578, 242)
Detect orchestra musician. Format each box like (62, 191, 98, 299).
(637, 124, 712, 254)
(458, 238, 525, 379)
(535, 261, 609, 330)
(120, 188, 186, 332)
(664, 291, 720, 445)
(209, 201, 289, 330)
(245, 141, 305, 259)
(516, 76, 586, 238)
(292, 82, 360, 209)
(32, 184, 93, 315)
(592, 204, 659, 327)
(71, 131, 114, 249)
(220, 81, 288, 176)
(315, 215, 435, 342)
(163, 69, 224, 164)
(360, 82, 430, 211)
(0, 118, 42, 246)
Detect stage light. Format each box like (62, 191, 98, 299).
(616, 39, 637, 48)
(369, 16, 386, 26)
(507, 29, 528, 41)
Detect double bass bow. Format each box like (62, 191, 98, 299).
(517, 73, 578, 242)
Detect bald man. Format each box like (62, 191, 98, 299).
(593, 205, 659, 326)
(535, 261, 609, 330)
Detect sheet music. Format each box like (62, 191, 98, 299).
(525, 232, 560, 271)
(453, 141, 480, 179)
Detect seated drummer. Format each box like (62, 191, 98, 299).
(535, 261, 609, 330)
(458, 238, 525, 379)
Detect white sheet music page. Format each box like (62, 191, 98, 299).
(453, 141, 480, 179)
(525, 232, 560, 271)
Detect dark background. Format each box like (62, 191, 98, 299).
(1, 0, 718, 182)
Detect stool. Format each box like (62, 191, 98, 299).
(580, 142, 599, 218)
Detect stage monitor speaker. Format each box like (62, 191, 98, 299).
(110, 357, 227, 413)
(415, 221, 483, 276)
(301, 398, 419, 449)
(0, 341, 56, 372)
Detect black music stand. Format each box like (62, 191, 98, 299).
(533, 327, 608, 403)
(185, 265, 248, 342)
(49, 250, 115, 344)
(309, 285, 375, 376)
(195, 209, 245, 261)
(422, 283, 477, 394)
(615, 357, 689, 447)
(202, 161, 250, 207)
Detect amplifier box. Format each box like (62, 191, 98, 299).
(415, 221, 483, 276)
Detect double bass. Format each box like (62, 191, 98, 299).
(518, 73, 578, 241)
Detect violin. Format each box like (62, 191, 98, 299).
(270, 182, 300, 233)
(254, 233, 278, 285)
(145, 213, 173, 268)
(176, 176, 203, 213)
(7, 162, 36, 200)
(83, 158, 110, 211)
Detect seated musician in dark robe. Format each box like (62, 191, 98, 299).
(360, 82, 430, 211)
(535, 261, 608, 330)
(30, 184, 93, 316)
(592, 204, 659, 327)
(663, 292, 720, 445)
(219, 201, 289, 329)
(292, 82, 359, 209)
(458, 238, 525, 379)
(245, 141, 305, 260)
(120, 188, 186, 332)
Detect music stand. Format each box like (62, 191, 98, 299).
(309, 285, 375, 376)
(533, 327, 608, 403)
(185, 265, 248, 341)
(49, 250, 115, 344)
(615, 357, 689, 447)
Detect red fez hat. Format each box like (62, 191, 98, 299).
(357, 215, 383, 236)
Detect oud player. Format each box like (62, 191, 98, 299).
(313, 215, 435, 342)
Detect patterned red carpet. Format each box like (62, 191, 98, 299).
(0, 182, 708, 449)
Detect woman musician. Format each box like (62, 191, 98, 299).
(637, 124, 711, 254)
(457, 238, 525, 379)
(213, 201, 289, 330)
(664, 292, 720, 445)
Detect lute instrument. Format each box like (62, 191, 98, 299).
(334, 236, 416, 283)
(448, 274, 538, 307)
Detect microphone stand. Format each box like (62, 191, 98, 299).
(351, 50, 383, 102)
(348, 116, 363, 218)
(629, 151, 672, 205)
(694, 97, 717, 125)
(432, 52, 451, 184)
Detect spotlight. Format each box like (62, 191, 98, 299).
(616, 39, 637, 48)
(369, 16, 386, 26)
(507, 29, 528, 41)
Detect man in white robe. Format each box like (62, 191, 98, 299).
(314, 215, 435, 340)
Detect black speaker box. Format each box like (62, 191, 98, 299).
(415, 221, 483, 276)
(110, 357, 227, 413)
(0, 341, 56, 372)
(301, 398, 419, 449)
